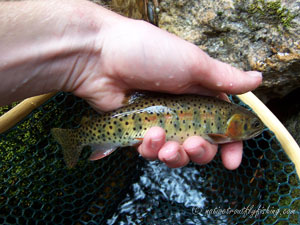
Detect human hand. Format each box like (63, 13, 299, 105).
(69, 8, 262, 170)
(0, 0, 262, 169)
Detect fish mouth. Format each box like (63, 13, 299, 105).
(250, 127, 264, 138)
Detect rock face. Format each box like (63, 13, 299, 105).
(157, 0, 300, 102)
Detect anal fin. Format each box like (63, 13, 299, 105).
(88, 143, 118, 161)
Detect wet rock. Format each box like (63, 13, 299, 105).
(157, 0, 300, 102)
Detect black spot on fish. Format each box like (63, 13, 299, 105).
(244, 124, 248, 130)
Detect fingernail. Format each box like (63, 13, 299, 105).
(151, 137, 162, 150)
(164, 152, 180, 162)
(247, 71, 262, 78)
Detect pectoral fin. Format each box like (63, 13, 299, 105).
(207, 134, 230, 144)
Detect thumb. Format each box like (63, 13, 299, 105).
(191, 51, 262, 94)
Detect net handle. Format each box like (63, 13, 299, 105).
(0, 92, 56, 134)
(238, 91, 300, 179)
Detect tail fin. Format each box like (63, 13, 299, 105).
(51, 128, 82, 168)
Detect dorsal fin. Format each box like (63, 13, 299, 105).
(122, 91, 147, 105)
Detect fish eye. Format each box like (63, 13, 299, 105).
(252, 119, 261, 128)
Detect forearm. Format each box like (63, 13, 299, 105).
(0, 0, 115, 105)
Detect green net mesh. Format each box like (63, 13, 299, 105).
(0, 92, 299, 224)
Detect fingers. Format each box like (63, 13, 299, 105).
(189, 47, 262, 94)
(220, 141, 243, 170)
(182, 136, 218, 164)
(138, 128, 243, 169)
(138, 129, 219, 168)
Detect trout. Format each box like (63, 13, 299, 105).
(52, 93, 264, 167)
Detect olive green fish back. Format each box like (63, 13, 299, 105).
(0, 92, 299, 224)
